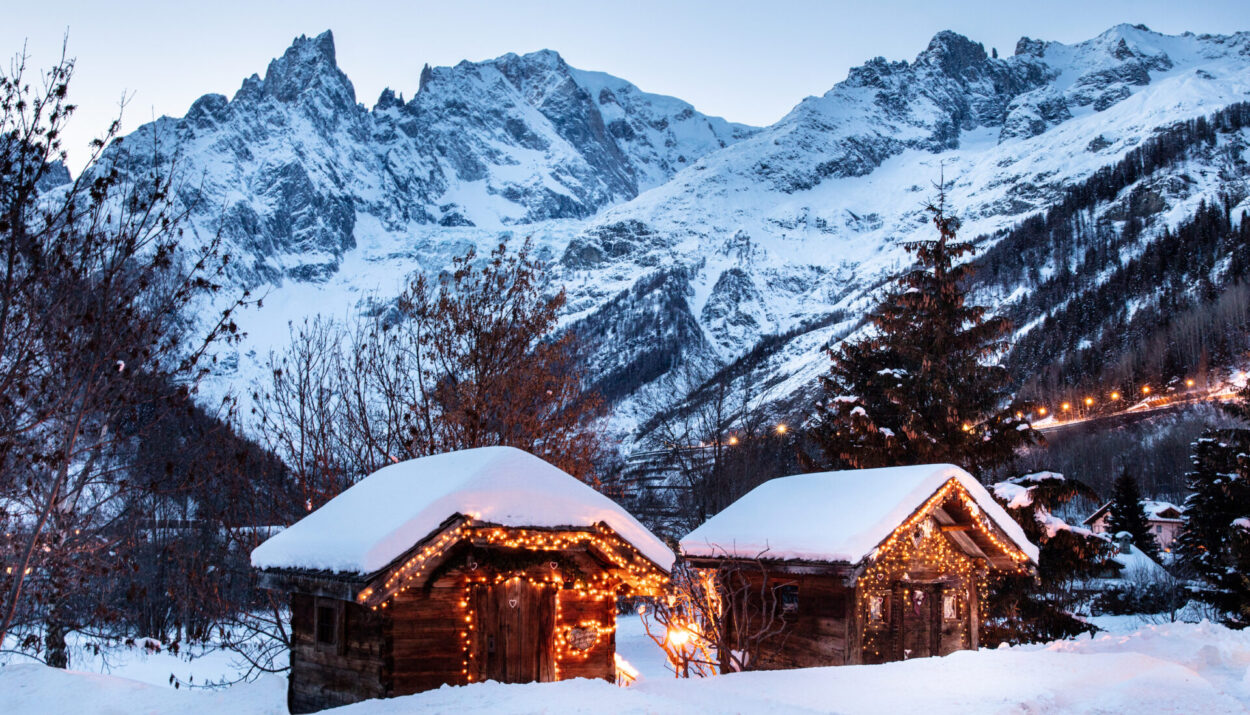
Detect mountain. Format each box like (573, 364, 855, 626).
(100, 31, 754, 285)
(83, 25, 1250, 442)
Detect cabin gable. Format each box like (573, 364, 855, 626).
(680, 469, 1036, 673)
(278, 523, 667, 713)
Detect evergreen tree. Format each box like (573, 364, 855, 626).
(1107, 467, 1160, 561)
(1176, 429, 1250, 627)
(983, 472, 1115, 645)
(807, 185, 1036, 477)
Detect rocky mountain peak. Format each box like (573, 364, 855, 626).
(915, 30, 991, 77)
(259, 30, 355, 107)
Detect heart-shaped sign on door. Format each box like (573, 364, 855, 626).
(509, 598, 519, 609)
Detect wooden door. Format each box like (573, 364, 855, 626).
(471, 579, 556, 684)
(898, 584, 939, 660)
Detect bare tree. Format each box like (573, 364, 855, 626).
(639, 553, 790, 677)
(633, 361, 789, 534)
(0, 43, 247, 664)
(254, 238, 606, 499)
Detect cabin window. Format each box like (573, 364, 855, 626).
(942, 592, 958, 621)
(867, 593, 888, 625)
(779, 584, 799, 615)
(314, 599, 344, 652)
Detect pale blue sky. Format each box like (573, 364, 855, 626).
(6, 0, 1248, 170)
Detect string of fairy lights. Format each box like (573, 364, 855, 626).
(344, 480, 1030, 680)
(351, 518, 667, 684)
(857, 479, 1032, 660)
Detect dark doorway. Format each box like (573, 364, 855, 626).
(897, 583, 940, 660)
(471, 579, 556, 683)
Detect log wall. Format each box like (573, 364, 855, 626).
(389, 577, 466, 696)
(751, 572, 850, 670)
(288, 594, 390, 714)
(553, 588, 616, 681)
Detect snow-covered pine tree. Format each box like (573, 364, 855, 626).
(1176, 429, 1250, 627)
(1107, 467, 1160, 561)
(983, 472, 1114, 645)
(807, 184, 1036, 477)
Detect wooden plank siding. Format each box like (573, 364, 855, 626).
(715, 530, 986, 671)
(749, 572, 851, 670)
(288, 593, 390, 714)
(287, 548, 632, 711)
(553, 588, 616, 681)
(389, 580, 466, 696)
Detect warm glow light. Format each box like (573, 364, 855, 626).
(728, 436, 739, 446)
(1061, 402, 1071, 411)
(1142, 385, 1151, 395)
(1015, 411, 1023, 419)
(1186, 379, 1195, 387)
(1038, 407, 1048, 416)
(1111, 392, 1120, 400)
(667, 626, 691, 647)
(775, 424, 787, 435)
(1084, 397, 1094, 407)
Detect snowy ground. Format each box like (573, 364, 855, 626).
(3, 614, 1249, 713)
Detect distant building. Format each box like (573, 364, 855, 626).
(680, 464, 1038, 668)
(1082, 500, 1184, 552)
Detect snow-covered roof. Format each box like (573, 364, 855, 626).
(1083, 499, 1185, 526)
(251, 446, 675, 575)
(680, 464, 1038, 565)
(1143, 500, 1184, 521)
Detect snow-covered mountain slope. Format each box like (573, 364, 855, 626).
(87, 25, 1250, 440)
(101, 31, 754, 286)
(560, 25, 1250, 429)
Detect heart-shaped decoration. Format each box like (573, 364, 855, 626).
(508, 598, 519, 609)
(549, 561, 559, 570)
(468, 561, 478, 571)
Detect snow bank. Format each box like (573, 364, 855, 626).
(1106, 542, 1170, 583)
(251, 446, 674, 574)
(680, 464, 1037, 564)
(5, 618, 1249, 713)
(0, 663, 286, 715)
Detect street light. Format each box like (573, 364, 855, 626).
(1084, 397, 1094, 407)
(1061, 402, 1071, 411)
(1111, 391, 1120, 400)
(1142, 385, 1151, 395)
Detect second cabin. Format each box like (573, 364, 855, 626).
(252, 446, 673, 713)
(680, 464, 1037, 668)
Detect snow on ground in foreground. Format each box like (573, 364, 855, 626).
(3, 615, 1250, 714)
(0, 663, 287, 715)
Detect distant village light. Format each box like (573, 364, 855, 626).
(1038, 407, 1048, 416)
(1111, 391, 1120, 400)
(1061, 402, 1071, 411)
(1186, 378, 1195, 387)
(1084, 397, 1094, 407)
(1142, 385, 1151, 395)
(728, 436, 739, 446)
(775, 424, 787, 435)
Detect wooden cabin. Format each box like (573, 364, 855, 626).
(252, 446, 673, 713)
(679, 464, 1037, 669)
